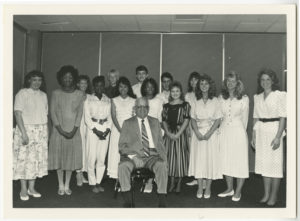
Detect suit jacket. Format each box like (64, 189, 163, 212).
(119, 116, 167, 162)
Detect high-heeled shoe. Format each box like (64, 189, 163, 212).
(27, 189, 41, 198)
(217, 190, 234, 197)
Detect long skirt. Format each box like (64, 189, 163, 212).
(13, 124, 48, 180)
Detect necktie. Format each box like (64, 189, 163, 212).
(141, 119, 150, 157)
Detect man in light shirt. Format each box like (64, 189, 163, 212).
(157, 72, 173, 104)
(118, 97, 168, 207)
(132, 65, 149, 98)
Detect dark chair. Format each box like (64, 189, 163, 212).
(114, 168, 155, 207)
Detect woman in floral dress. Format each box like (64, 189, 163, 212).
(13, 70, 48, 201)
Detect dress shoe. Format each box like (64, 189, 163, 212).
(204, 194, 211, 199)
(217, 190, 234, 197)
(186, 180, 198, 186)
(158, 194, 167, 207)
(143, 183, 153, 193)
(232, 194, 241, 202)
(64, 188, 72, 195)
(57, 189, 65, 196)
(121, 191, 132, 207)
(196, 192, 203, 199)
(97, 185, 105, 192)
(20, 193, 29, 201)
(27, 189, 41, 198)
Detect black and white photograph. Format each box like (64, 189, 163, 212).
(1, 3, 297, 219)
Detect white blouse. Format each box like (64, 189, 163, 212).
(14, 88, 48, 125)
(253, 90, 286, 119)
(157, 91, 170, 104)
(148, 96, 164, 122)
(84, 94, 112, 132)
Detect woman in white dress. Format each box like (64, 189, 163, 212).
(107, 77, 136, 184)
(189, 74, 222, 199)
(140, 78, 164, 193)
(185, 72, 201, 109)
(185, 72, 202, 187)
(218, 71, 249, 202)
(75, 75, 92, 186)
(251, 69, 286, 206)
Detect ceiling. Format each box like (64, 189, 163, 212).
(14, 14, 286, 33)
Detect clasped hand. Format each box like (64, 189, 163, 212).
(56, 125, 77, 139)
(92, 128, 110, 140)
(195, 132, 211, 141)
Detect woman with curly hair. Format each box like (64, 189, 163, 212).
(140, 78, 164, 193)
(13, 70, 48, 201)
(217, 71, 249, 202)
(75, 75, 92, 186)
(189, 74, 222, 199)
(48, 65, 84, 196)
(252, 69, 286, 206)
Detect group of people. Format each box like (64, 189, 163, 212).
(13, 64, 286, 208)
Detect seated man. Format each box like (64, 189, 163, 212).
(118, 97, 168, 208)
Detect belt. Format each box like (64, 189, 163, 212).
(258, 118, 280, 122)
(91, 117, 108, 124)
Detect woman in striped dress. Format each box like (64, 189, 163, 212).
(162, 81, 190, 194)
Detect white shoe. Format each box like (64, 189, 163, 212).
(27, 190, 41, 198)
(204, 194, 211, 199)
(218, 190, 234, 198)
(143, 183, 153, 193)
(196, 192, 203, 199)
(20, 193, 29, 201)
(232, 194, 241, 202)
(186, 180, 198, 186)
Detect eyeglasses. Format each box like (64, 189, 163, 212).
(136, 105, 149, 109)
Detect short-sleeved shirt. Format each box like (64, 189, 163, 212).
(162, 101, 191, 131)
(14, 88, 48, 125)
(157, 91, 170, 104)
(148, 96, 164, 122)
(253, 90, 286, 119)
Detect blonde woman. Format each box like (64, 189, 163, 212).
(218, 71, 249, 202)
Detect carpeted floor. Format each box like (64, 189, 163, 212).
(13, 171, 286, 208)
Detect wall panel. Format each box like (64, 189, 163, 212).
(41, 33, 100, 94)
(101, 33, 161, 88)
(162, 34, 223, 93)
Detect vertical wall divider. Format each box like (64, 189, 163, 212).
(222, 33, 225, 81)
(159, 33, 163, 93)
(98, 33, 102, 76)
